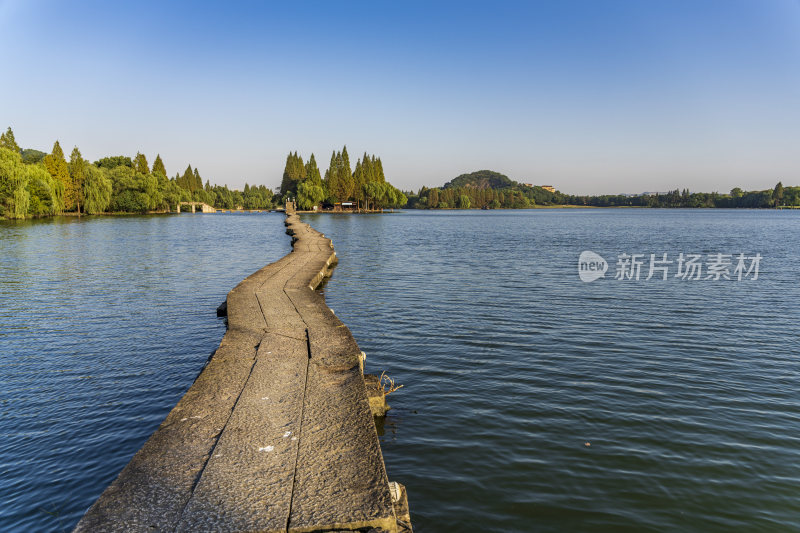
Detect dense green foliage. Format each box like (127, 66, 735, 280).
(407, 170, 799, 210)
(96, 156, 133, 169)
(549, 186, 800, 208)
(0, 127, 274, 218)
(21, 149, 47, 164)
(280, 152, 306, 197)
(443, 170, 516, 190)
(1, 128, 21, 153)
(408, 184, 534, 209)
(283, 146, 406, 211)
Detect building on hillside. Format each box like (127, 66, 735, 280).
(541, 185, 556, 193)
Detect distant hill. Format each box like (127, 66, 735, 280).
(21, 148, 47, 164)
(442, 170, 517, 189)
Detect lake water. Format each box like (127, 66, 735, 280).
(2, 209, 799, 532)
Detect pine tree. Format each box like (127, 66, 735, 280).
(44, 141, 70, 213)
(134, 152, 149, 174)
(0, 127, 20, 153)
(194, 168, 203, 192)
(68, 147, 86, 214)
(152, 154, 166, 176)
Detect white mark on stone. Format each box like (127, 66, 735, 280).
(291, 436, 297, 441)
(258, 445, 274, 452)
(214, 454, 222, 458)
(180, 418, 188, 422)
(283, 431, 292, 438)
(191, 415, 202, 419)
(262, 397, 270, 401)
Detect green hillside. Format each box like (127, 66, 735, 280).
(442, 170, 517, 189)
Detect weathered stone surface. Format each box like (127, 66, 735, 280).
(74, 329, 261, 532)
(288, 363, 396, 532)
(176, 334, 308, 533)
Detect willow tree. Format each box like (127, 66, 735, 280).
(26, 164, 59, 217)
(83, 166, 112, 214)
(0, 147, 29, 218)
(297, 180, 325, 210)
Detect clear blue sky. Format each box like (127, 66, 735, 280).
(1, 0, 798, 195)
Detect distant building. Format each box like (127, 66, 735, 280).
(522, 183, 534, 187)
(333, 202, 356, 212)
(541, 185, 556, 193)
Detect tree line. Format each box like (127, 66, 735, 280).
(0, 127, 273, 219)
(405, 180, 797, 209)
(407, 186, 535, 209)
(554, 185, 796, 208)
(280, 146, 408, 211)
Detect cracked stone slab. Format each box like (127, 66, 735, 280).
(74, 329, 261, 532)
(288, 363, 395, 532)
(176, 334, 309, 533)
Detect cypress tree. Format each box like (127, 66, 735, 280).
(181, 165, 194, 191)
(338, 146, 353, 200)
(194, 168, 202, 191)
(352, 159, 365, 209)
(152, 154, 166, 176)
(375, 157, 385, 182)
(324, 150, 341, 202)
(280, 152, 293, 195)
(134, 152, 149, 174)
(280, 152, 306, 197)
(44, 141, 69, 213)
(363, 153, 375, 183)
(68, 147, 86, 214)
(0, 127, 20, 153)
(305, 153, 322, 186)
